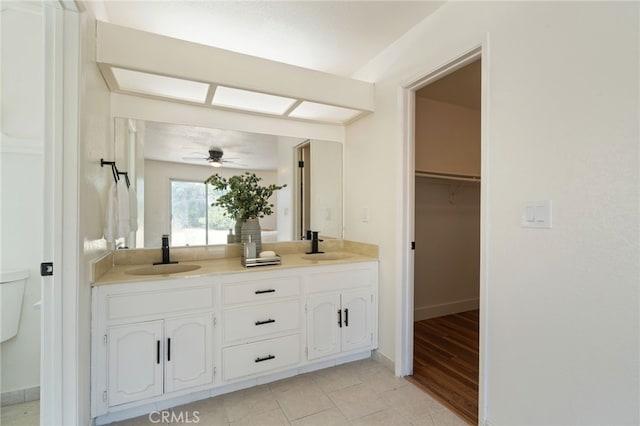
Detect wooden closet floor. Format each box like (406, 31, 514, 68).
(408, 310, 479, 425)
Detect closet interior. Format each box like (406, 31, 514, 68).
(409, 60, 481, 425)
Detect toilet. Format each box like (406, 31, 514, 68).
(0, 269, 29, 343)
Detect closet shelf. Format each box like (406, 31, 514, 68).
(415, 170, 481, 183)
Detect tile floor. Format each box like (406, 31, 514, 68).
(0, 359, 468, 426)
(0, 399, 39, 426)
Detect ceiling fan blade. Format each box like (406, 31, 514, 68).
(182, 156, 208, 161)
(224, 159, 248, 167)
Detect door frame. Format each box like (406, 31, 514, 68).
(42, 3, 81, 425)
(397, 40, 491, 422)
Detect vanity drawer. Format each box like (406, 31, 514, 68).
(222, 276, 300, 306)
(223, 334, 300, 381)
(223, 300, 300, 344)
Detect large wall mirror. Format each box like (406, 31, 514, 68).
(114, 118, 343, 248)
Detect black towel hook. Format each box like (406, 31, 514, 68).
(100, 158, 121, 187)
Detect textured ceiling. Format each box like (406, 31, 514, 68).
(417, 60, 481, 110)
(96, 1, 444, 77)
(95, 1, 446, 168)
(141, 120, 295, 171)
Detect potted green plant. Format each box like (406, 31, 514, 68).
(205, 172, 286, 252)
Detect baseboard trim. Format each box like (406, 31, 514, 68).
(414, 298, 479, 321)
(1, 386, 40, 406)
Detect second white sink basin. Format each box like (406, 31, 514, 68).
(127, 264, 202, 276)
(301, 253, 352, 261)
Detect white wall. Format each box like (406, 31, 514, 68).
(78, 8, 112, 425)
(0, 4, 43, 396)
(277, 136, 302, 241)
(347, 2, 639, 424)
(144, 160, 278, 248)
(414, 178, 480, 320)
(310, 140, 343, 239)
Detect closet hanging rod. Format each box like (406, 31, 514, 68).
(415, 170, 481, 183)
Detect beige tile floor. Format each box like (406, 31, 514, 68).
(0, 400, 39, 426)
(112, 358, 468, 426)
(0, 359, 468, 426)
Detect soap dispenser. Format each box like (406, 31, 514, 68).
(243, 235, 256, 260)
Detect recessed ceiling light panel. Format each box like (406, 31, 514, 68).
(111, 67, 209, 103)
(212, 86, 297, 115)
(288, 101, 361, 123)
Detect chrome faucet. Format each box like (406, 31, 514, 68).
(154, 234, 178, 265)
(306, 231, 324, 254)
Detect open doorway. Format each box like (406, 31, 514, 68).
(408, 59, 482, 424)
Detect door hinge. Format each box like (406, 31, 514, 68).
(371, 294, 373, 303)
(305, 347, 308, 357)
(40, 262, 53, 276)
(298, 160, 305, 168)
(371, 333, 373, 343)
(103, 334, 108, 345)
(102, 391, 108, 402)
(213, 366, 217, 376)
(304, 303, 307, 313)
(213, 317, 217, 327)
(411, 241, 415, 250)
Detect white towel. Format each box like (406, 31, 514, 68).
(129, 187, 138, 232)
(103, 182, 118, 242)
(116, 178, 131, 237)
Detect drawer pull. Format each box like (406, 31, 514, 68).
(167, 338, 171, 362)
(156, 340, 160, 364)
(255, 354, 275, 363)
(338, 309, 342, 328)
(344, 308, 349, 327)
(255, 289, 276, 295)
(255, 319, 276, 326)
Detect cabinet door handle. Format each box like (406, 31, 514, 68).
(255, 319, 276, 326)
(156, 340, 160, 364)
(167, 338, 171, 362)
(338, 309, 342, 328)
(255, 289, 276, 294)
(255, 354, 275, 363)
(344, 308, 349, 327)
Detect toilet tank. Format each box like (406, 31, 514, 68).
(0, 269, 29, 343)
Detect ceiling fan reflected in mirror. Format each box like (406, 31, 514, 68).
(183, 149, 247, 168)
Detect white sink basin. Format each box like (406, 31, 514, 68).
(126, 264, 202, 276)
(301, 253, 352, 261)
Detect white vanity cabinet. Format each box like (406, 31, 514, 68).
(107, 313, 214, 406)
(306, 264, 378, 360)
(92, 279, 218, 417)
(221, 272, 303, 381)
(92, 259, 378, 424)
(107, 320, 164, 406)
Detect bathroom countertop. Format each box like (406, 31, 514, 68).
(92, 251, 378, 286)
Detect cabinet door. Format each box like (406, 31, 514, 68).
(341, 289, 373, 353)
(164, 314, 214, 393)
(108, 321, 164, 406)
(307, 293, 341, 360)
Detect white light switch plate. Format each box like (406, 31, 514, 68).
(521, 200, 552, 228)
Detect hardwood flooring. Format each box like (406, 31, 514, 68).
(408, 310, 479, 425)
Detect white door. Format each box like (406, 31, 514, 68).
(341, 289, 372, 353)
(307, 293, 341, 360)
(164, 314, 214, 393)
(108, 321, 164, 406)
